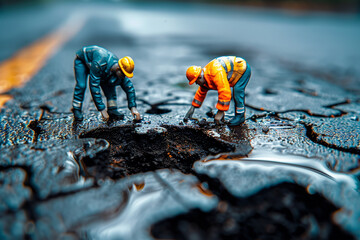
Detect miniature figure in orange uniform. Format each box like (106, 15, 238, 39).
(184, 56, 251, 126)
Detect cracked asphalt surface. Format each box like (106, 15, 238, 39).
(0, 1, 359, 239)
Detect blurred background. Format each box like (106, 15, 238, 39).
(1, 0, 359, 97)
(1, 0, 360, 11)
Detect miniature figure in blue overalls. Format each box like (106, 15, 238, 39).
(72, 45, 141, 121)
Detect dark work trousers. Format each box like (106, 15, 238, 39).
(72, 56, 117, 110)
(72, 56, 88, 110)
(233, 65, 251, 115)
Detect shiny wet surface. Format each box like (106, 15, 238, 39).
(0, 1, 359, 239)
(152, 182, 355, 240)
(81, 147, 359, 239)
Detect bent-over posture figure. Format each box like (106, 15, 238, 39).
(72, 45, 140, 121)
(184, 56, 251, 126)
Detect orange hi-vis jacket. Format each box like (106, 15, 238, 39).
(192, 56, 247, 111)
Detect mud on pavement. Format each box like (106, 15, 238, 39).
(80, 125, 237, 180)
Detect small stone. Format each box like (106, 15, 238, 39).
(262, 126, 270, 134)
(350, 116, 359, 121)
(135, 126, 167, 135)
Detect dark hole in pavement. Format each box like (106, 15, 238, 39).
(151, 182, 355, 240)
(145, 107, 171, 114)
(263, 88, 277, 95)
(139, 98, 181, 115)
(206, 108, 215, 118)
(293, 87, 318, 97)
(80, 125, 235, 180)
(28, 120, 41, 143)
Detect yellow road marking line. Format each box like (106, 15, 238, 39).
(0, 94, 12, 107)
(0, 14, 86, 108)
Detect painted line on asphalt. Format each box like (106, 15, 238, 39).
(0, 14, 86, 108)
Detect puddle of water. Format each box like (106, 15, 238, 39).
(261, 118, 295, 129)
(202, 150, 356, 188)
(83, 170, 217, 240)
(195, 149, 360, 238)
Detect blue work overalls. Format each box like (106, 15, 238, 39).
(72, 46, 137, 111)
(216, 56, 251, 116)
(232, 64, 251, 115)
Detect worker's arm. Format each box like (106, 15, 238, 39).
(184, 86, 208, 122)
(89, 62, 106, 111)
(192, 86, 208, 108)
(119, 77, 137, 109)
(214, 71, 231, 111)
(119, 77, 141, 120)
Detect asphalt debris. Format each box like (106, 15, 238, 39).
(80, 125, 237, 180)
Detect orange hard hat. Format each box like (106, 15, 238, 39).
(186, 66, 202, 85)
(119, 56, 134, 78)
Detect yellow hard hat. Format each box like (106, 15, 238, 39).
(119, 56, 134, 78)
(186, 66, 202, 85)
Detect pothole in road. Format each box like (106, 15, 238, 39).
(80, 125, 236, 180)
(151, 182, 355, 240)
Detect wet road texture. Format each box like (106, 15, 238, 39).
(0, 1, 359, 239)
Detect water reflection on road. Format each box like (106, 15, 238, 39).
(85, 149, 359, 239)
(84, 169, 217, 240)
(202, 149, 357, 189)
(196, 149, 360, 237)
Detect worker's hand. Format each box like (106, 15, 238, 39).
(184, 106, 195, 122)
(131, 107, 141, 121)
(214, 110, 225, 125)
(100, 109, 109, 121)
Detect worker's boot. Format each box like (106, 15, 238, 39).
(228, 113, 245, 126)
(72, 108, 83, 121)
(108, 107, 124, 120)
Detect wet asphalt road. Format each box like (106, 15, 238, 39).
(0, 1, 360, 239)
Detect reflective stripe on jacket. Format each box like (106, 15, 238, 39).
(216, 56, 247, 85)
(192, 56, 247, 111)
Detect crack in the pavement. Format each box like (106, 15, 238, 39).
(282, 109, 346, 118)
(196, 173, 240, 204)
(39, 184, 98, 202)
(323, 99, 351, 108)
(62, 187, 130, 233)
(291, 87, 319, 97)
(27, 120, 41, 143)
(0, 164, 98, 226)
(246, 107, 359, 156)
(153, 171, 190, 210)
(151, 176, 356, 240)
(0, 165, 40, 223)
(246, 100, 348, 119)
(303, 122, 360, 155)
